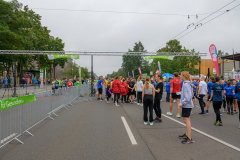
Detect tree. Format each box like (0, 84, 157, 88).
(60, 62, 90, 79)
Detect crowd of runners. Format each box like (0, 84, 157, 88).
(96, 72, 240, 144)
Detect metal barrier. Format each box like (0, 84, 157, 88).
(0, 84, 92, 149)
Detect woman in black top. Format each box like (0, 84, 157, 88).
(154, 74, 163, 122)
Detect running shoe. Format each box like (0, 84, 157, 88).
(116, 104, 120, 106)
(150, 122, 153, 126)
(113, 103, 116, 106)
(167, 112, 172, 116)
(231, 112, 234, 115)
(220, 112, 222, 116)
(155, 119, 161, 123)
(144, 122, 148, 125)
(182, 138, 194, 144)
(176, 114, 181, 118)
(205, 110, 209, 114)
(227, 112, 230, 114)
(214, 121, 223, 126)
(179, 133, 188, 139)
(154, 117, 158, 120)
(190, 112, 194, 115)
(234, 110, 238, 114)
(199, 112, 205, 115)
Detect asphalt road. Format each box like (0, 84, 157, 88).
(0, 93, 240, 160)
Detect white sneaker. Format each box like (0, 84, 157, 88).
(167, 112, 172, 116)
(150, 122, 153, 126)
(144, 122, 148, 125)
(173, 100, 176, 103)
(116, 104, 120, 106)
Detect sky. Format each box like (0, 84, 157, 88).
(9, 0, 240, 76)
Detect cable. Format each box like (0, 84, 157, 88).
(176, 3, 240, 41)
(151, 0, 238, 51)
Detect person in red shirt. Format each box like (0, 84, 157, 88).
(167, 72, 182, 118)
(112, 76, 121, 106)
(120, 79, 128, 103)
(68, 79, 73, 87)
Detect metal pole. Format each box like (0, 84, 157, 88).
(208, 68, 210, 82)
(199, 56, 201, 78)
(91, 55, 93, 96)
(13, 54, 17, 97)
(152, 59, 154, 77)
(233, 49, 236, 71)
(223, 58, 225, 78)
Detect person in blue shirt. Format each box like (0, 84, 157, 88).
(232, 80, 238, 114)
(234, 80, 240, 128)
(151, 80, 156, 87)
(205, 76, 214, 114)
(192, 79, 198, 106)
(98, 76, 103, 101)
(224, 81, 234, 114)
(209, 76, 224, 126)
(165, 78, 172, 102)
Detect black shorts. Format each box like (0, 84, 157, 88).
(182, 108, 192, 118)
(208, 96, 212, 101)
(233, 97, 237, 99)
(98, 88, 102, 94)
(129, 89, 135, 95)
(171, 93, 181, 99)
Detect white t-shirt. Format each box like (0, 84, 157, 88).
(199, 81, 207, 95)
(136, 81, 143, 92)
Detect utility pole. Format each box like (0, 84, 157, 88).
(13, 54, 17, 97)
(91, 55, 93, 96)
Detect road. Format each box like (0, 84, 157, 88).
(0, 93, 240, 160)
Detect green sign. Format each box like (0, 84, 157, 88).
(145, 56, 174, 60)
(48, 55, 79, 60)
(0, 95, 36, 111)
(142, 73, 148, 78)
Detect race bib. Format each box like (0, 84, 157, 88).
(176, 92, 181, 95)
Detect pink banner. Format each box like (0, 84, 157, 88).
(209, 44, 219, 76)
(138, 67, 142, 77)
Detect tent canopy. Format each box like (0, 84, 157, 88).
(221, 53, 240, 61)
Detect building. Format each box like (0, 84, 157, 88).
(195, 59, 215, 76)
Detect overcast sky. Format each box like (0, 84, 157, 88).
(10, 0, 240, 76)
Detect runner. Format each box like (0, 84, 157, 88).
(209, 76, 224, 126)
(179, 71, 194, 144)
(128, 78, 135, 104)
(205, 76, 214, 114)
(106, 81, 111, 103)
(167, 72, 182, 118)
(98, 76, 103, 101)
(232, 80, 238, 114)
(165, 78, 171, 102)
(112, 76, 121, 106)
(136, 76, 143, 105)
(62, 78, 68, 88)
(120, 79, 128, 103)
(197, 76, 207, 115)
(142, 76, 155, 125)
(154, 73, 163, 122)
(220, 80, 227, 114)
(234, 80, 240, 128)
(224, 81, 234, 115)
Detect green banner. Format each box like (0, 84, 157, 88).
(142, 73, 148, 78)
(48, 55, 79, 60)
(145, 56, 174, 60)
(0, 95, 36, 111)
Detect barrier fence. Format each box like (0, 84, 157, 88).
(0, 84, 92, 149)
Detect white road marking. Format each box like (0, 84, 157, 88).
(121, 117, 137, 145)
(1, 133, 17, 144)
(162, 114, 240, 152)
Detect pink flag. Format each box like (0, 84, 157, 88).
(209, 44, 219, 76)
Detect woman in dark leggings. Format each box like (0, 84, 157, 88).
(142, 76, 155, 126)
(209, 76, 224, 126)
(234, 81, 240, 128)
(224, 81, 234, 114)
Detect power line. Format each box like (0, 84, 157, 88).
(151, 0, 238, 51)
(176, 3, 240, 41)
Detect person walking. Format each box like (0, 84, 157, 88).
(120, 79, 128, 103)
(179, 71, 194, 144)
(209, 76, 224, 126)
(165, 78, 171, 102)
(97, 76, 103, 101)
(167, 72, 182, 118)
(205, 76, 214, 114)
(233, 80, 238, 114)
(142, 76, 155, 125)
(197, 76, 207, 115)
(234, 81, 240, 128)
(136, 76, 143, 105)
(224, 81, 234, 115)
(128, 78, 135, 104)
(112, 76, 121, 106)
(154, 74, 163, 122)
(0, 76, 3, 89)
(4, 77, 8, 88)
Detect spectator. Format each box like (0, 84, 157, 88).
(0, 76, 3, 89)
(4, 77, 8, 88)
(21, 77, 26, 89)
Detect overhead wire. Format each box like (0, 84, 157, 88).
(151, 0, 238, 51)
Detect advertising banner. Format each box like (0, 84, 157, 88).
(158, 61, 161, 73)
(209, 44, 219, 76)
(48, 55, 79, 60)
(0, 95, 36, 111)
(138, 67, 142, 77)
